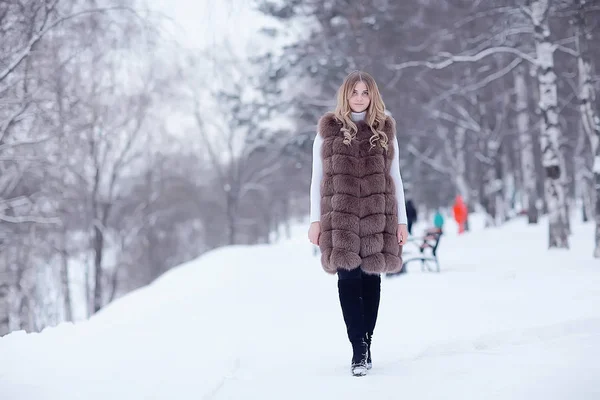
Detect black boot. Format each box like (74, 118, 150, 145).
(362, 273, 381, 369)
(337, 274, 368, 376)
(350, 338, 368, 376)
(365, 333, 372, 370)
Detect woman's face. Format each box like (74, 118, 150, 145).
(349, 81, 370, 113)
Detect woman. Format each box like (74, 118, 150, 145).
(308, 70, 408, 376)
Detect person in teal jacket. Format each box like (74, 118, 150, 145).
(433, 209, 444, 231)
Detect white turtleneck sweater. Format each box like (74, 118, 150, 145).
(310, 111, 408, 224)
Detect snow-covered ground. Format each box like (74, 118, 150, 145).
(1, 214, 599, 400)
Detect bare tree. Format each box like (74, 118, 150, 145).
(188, 44, 294, 245)
(0, 0, 165, 333)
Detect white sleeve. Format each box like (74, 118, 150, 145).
(309, 133, 323, 223)
(391, 136, 408, 224)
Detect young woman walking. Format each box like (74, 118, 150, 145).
(308, 70, 408, 377)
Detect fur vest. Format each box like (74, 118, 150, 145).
(317, 112, 403, 275)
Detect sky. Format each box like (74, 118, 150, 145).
(139, 0, 279, 145)
(142, 0, 307, 146)
(148, 0, 276, 55)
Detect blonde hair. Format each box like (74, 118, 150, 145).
(333, 70, 389, 151)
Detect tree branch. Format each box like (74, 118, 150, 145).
(0, 135, 55, 153)
(406, 143, 450, 175)
(0, 6, 143, 84)
(0, 213, 61, 224)
(555, 43, 578, 57)
(0, 101, 29, 146)
(387, 46, 538, 72)
(431, 110, 479, 132)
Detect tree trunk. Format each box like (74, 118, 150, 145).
(581, 154, 594, 224)
(18, 292, 31, 332)
(575, 0, 600, 256)
(576, 119, 594, 222)
(283, 196, 291, 240)
(483, 163, 497, 227)
(532, 0, 569, 248)
(55, 50, 73, 321)
(60, 229, 73, 321)
(226, 189, 236, 246)
(560, 150, 571, 236)
(0, 279, 9, 336)
(502, 139, 515, 221)
(442, 124, 472, 230)
(595, 171, 600, 258)
(85, 253, 91, 317)
(515, 64, 538, 223)
(455, 127, 472, 231)
(15, 242, 31, 332)
(454, 126, 471, 201)
(93, 222, 104, 313)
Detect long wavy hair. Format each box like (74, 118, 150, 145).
(333, 70, 389, 151)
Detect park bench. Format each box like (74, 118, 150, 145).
(387, 228, 442, 277)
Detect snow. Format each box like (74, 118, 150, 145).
(1, 213, 600, 400)
(593, 155, 600, 174)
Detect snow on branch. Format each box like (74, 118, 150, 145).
(0, 136, 54, 153)
(387, 46, 538, 72)
(431, 110, 478, 132)
(0, 196, 60, 225)
(0, 213, 61, 224)
(555, 44, 578, 57)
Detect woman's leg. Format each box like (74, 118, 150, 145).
(362, 272, 381, 337)
(337, 268, 365, 344)
(361, 271, 381, 368)
(337, 268, 368, 374)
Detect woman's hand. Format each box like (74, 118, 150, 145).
(308, 221, 321, 245)
(397, 224, 408, 246)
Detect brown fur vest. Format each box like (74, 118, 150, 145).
(317, 112, 403, 275)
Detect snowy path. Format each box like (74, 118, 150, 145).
(1, 216, 599, 399)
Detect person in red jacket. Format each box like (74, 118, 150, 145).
(452, 195, 468, 234)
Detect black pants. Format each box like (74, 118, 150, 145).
(337, 268, 381, 344)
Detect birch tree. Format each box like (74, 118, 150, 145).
(574, 0, 600, 256)
(527, 0, 569, 248)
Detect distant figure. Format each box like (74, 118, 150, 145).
(405, 199, 417, 234)
(452, 195, 468, 234)
(433, 209, 444, 231)
(420, 210, 444, 254)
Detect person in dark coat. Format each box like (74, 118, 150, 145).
(405, 199, 417, 235)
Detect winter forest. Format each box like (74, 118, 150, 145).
(1, 0, 599, 337)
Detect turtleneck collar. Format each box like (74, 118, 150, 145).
(351, 111, 366, 122)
